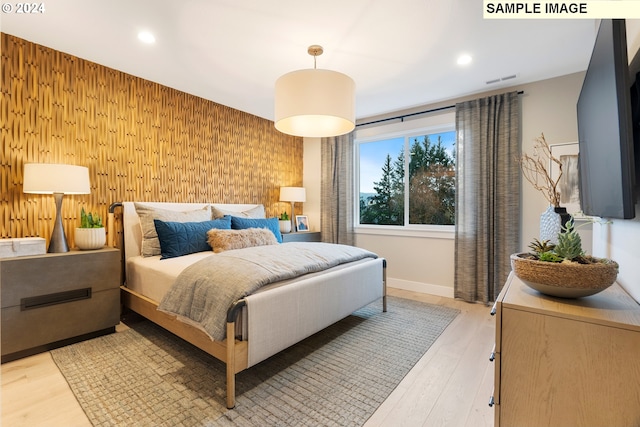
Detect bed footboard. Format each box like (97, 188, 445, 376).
(244, 257, 386, 368)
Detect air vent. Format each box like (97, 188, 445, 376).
(486, 74, 519, 85)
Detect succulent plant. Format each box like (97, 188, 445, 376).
(279, 211, 290, 221)
(80, 207, 103, 228)
(554, 220, 584, 261)
(524, 216, 599, 264)
(538, 251, 563, 262)
(522, 216, 614, 266)
(528, 238, 556, 255)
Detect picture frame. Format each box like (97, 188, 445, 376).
(295, 215, 309, 232)
(550, 142, 582, 216)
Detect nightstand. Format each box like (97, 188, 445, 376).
(281, 232, 321, 243)
(1, 247, 121, 363)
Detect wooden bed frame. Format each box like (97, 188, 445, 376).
(107, 202, 387, 409)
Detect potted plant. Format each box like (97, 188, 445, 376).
(278, 211, 291, 234)
(518, 133, 571, 243)
(511, 219, 618, 298)
(75, 207, 106, 250)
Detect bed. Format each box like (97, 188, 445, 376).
(107, 201, 386, 409)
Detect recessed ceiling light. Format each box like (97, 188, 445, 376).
(457, 54, 472, 66)
(138, 31, 156, 44)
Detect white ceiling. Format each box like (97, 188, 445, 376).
(1, 0, 598, 122)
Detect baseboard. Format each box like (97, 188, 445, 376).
(387, 277, 454, 298)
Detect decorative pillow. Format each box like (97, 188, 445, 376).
(134, 203, 212, 257)
(212, 205, 265, 219)
(230, 216, 283, 243)
(155, 217, 231, 259)
(207, 228, 278, 253)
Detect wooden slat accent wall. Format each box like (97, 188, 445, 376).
(0, 34, 303, 247)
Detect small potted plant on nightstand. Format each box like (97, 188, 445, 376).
(75, 207, 106, 250)
(278, 211, 291, 234)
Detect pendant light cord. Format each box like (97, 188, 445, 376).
(308, 45, 323, 70)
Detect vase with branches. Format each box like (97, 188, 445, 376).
(518, 133, 562, 206)
(518, 133, 570, 243)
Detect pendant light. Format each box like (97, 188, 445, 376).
(275, 45, 355, 138)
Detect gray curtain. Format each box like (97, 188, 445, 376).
(320, 132, 355, 245)
(454, 92, 521, 303)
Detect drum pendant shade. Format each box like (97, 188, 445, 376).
(274, 46, 355, 138)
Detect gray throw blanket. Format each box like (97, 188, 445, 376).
(158, 242, 378, 341)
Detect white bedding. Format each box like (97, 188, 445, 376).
(126, 252, 212, 303)
(126, 250, 378, 305)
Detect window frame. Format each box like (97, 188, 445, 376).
(354, 112, 456, 238)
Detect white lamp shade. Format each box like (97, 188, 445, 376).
(279, 186, 306, 203)
(23, 163, 91, 194)
(275, 68, 355, 138)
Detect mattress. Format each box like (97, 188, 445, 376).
(126, 252, 212, 303)
(126, 250, 376, 304)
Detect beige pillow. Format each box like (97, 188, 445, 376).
(212, 205, 265, 219)
(207, 227, 278, 253)
(134, 203, 212, 257)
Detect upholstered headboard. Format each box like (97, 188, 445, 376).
(120, 202, 263, 262)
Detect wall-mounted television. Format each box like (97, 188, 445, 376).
(577, 19, 637, 219)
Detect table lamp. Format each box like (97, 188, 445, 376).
(23, 163, 91, 253)
(279, 187, 306, 233)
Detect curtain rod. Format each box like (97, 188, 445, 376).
(356, 90, 524, 128)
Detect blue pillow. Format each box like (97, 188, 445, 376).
(230, 216, 283, 243)
(154, 216, 232, 259)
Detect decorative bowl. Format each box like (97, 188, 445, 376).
(510, 253, 619, 298)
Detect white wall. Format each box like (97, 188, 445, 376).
(303, 71, 598, 298)
(592, 216, 640, 302)
(302, 137, 321, 233)
(519, 73, 592, 251)
(355, 232, 456, 297)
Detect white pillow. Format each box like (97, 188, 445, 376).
(134, 203, 212, 257)
(212, 205, 265, 219)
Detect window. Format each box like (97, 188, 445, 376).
(357, 125, 456, 228)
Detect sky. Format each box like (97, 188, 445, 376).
(358, 131, 456, 194)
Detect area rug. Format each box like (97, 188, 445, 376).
(51, 296, 459, 427)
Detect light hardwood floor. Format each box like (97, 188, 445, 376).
(1, 288, 496, 427)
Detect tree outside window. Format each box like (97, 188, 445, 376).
(358, 130, 456, 226)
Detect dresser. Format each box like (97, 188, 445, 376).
(1, 248, 121, 363)
(491, 273, 640, 427)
